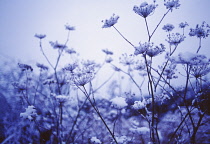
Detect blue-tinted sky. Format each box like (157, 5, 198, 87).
(0, 0, 210, 65)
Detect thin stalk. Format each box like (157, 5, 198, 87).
(150, 9, 171, 40)
(196, 38, 202, 53)
(144, 18, 151, 40)
(82, 86, 118, 144)
(113, 26, 134, 47)
(143, 55, 156, 143)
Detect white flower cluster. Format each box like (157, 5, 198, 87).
(34, 33, 46, 39)
(49, 41, 67, 49)
(179, 22, 189, 29)
(65, 24, 75, 31)
(133, 2, 157, 18)
(102, 14, 119, 28)
(55, 94, 69, 103)
(162, 23, 175, 32)
(110, 97, 128, 109)
(119, 53, 135, 66)
(134, 42, 165, 57)
(155, 92, 170, 104)
(71, 61, 97, 86)
(189, 21, 210, 38)
(65, 48, 76, 54)
(130, 127, 150, 135)
(36, 63, 49, 70)
(171, 52, 209, 65)
(132, 100, 146, 110)
(164, 0, 180, 10)
(159, 62, 177, 79)
(166, 33, 185, 46)
(20, 105, 37, 121)
(90, 136, 101, 144)
(63, 62, 78, 72)
(134, 60, 146, 71)
(115, 136, 128, 144)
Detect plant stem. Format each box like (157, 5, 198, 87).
(113, 26, 134, 47)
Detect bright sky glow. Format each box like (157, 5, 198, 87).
(0, 0, 210, 64)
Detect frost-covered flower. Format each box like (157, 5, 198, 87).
(34, 34, 46, 39)
(155, 92, 170, 104)
(119, 54, 135, 66)
(55, 94, 69, 103)
(179, 22, 189, 28)
(134, 42, 150, 55)
(190, 64, 210, 78)
(102, 48, 113, 55)
(36, 63, 48, 70)
(82, 60, 100, 68)
(72, 64, 95, 86)
(166, 33, 185, 46)
(110, 96, 128, 109)
(105, 57, 113, 63)
(115, 136, 128, 144)
(134, 60, 146, 71)
(132, 100, 146, 110)
(159, 63, 177, 79)
(50, 41, 67, 49)
(164, 0, 180, 10)
(90, 137, 101, 144)
(189, 21, 210, 38)
(18, 63, 33, 71)
(63, 63, 78, 72)
(146, 44, 165, 57)
(65, 24, 75, 31)
(12, 82, 27, 92)
(65, 48, 76, 54)
(130, 127, 150, 135)
(102, 14, 119, 28)
(134, 42, 165, 57)
(171, 52, 209, 66)
(72, 72, 94, 86)
(162, 24, 175, 32)
(20, 105, 37, 121)
(133, 2, 157, 18)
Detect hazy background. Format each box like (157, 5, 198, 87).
(0, 0, 210, 67)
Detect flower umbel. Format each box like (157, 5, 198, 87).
(133, 2, 157, 18)
(146, 44, 165, 57)
(65, 24, 75, 31)
(20, 105, 37, 121)
(50, 41, 67, 49)
(72, 64, 95, 86)
(119, 54, 135, 66)
(18, 63, 33, 71)
(164, 0, 180, 10)
(36, 63, 49, 70)
(64, 63, 78, 72)
(134, 42, 150, 55)
(166, 33, 185, 46)
(189, 21, 210, 38)
(179, 22, 189, 28)
(102, 14, 119, 28)
(65, 48, 76, 54)
(102, 48, 113, 55)
(162, 23, 175, 32)
(134, 42, 165, 57)
(34, 34, 46, 39)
